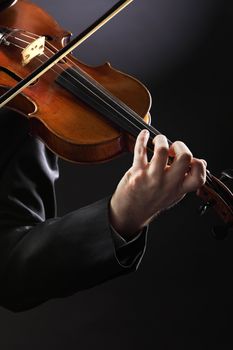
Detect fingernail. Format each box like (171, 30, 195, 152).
(201, 159, 207, 167)
(142, 129, 149, 136)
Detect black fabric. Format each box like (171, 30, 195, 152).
(0, 108, 147, 312)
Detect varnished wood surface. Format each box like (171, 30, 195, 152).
(0, 0, 151, 163)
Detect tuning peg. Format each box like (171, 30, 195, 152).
(199, 202, 212, 216)
(220, 169, 233, 182)
(211, 223, 233, 240)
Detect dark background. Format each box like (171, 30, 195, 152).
(0, 0, 233, 349)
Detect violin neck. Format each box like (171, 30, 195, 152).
(56, 67, 170, 152)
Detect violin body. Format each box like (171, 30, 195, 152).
(0, 0, 151, 163)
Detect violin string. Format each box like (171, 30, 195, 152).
(18, 32, 213, 184)
(9, 36, 156, 136)
(18, 32, 153, 121)
(8, 35, 213, 185)
(19, 34, 213, 186)
(15, 32, 159, 129)
(13, 31, 204, 170)
(6, 33, 212, 185)
(11, 32, 161, 137)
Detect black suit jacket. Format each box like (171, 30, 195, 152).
(0, 109, 147, 312)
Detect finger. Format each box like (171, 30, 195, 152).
(149, 135, 169, 177)
(168, 141, 193, 180)
(200, 159, 207, 168)
(132, 130, 150, 169)
(182, 158, 206, 193)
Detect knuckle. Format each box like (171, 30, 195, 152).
(201, 159, 207, 167)
(193, 159, 206, 175)
(125, 169, 132, 182)
(137, 145, 146, 157)
(128, 177, 137, 190)
(129, 169, 145, 189)
(196, 159, 206, 170)
(150, 176, 162, 189)
(156, 145, 168, 157)
(135, 169, 145, 181)
(179, 152, 192, 163)
(122, 169, 133, 186)
(199, 174, 206, 186)
(136, 135, 144, 147)
(194, 174, 206, 188)
(135, 139, 143, 150)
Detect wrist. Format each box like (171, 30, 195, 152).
(109, 193, 146, 239)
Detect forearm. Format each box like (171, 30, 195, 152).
(0, 198, 147, 312)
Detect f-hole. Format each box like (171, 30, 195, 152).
(0, 67, 39, 85)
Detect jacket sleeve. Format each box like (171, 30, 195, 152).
(0, 111, 147, 312)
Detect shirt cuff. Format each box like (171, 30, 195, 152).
(110, 225, 144, 248)
(110, 225, 148, 268)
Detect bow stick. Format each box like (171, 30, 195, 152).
(0, 0, 134, 108)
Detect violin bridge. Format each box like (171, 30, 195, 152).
(21, 36, 45, 66)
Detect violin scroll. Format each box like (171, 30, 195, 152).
(198, 169, 233, 239)
(220, 169, 233, 182)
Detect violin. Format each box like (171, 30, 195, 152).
(0, 0, 232, 237)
